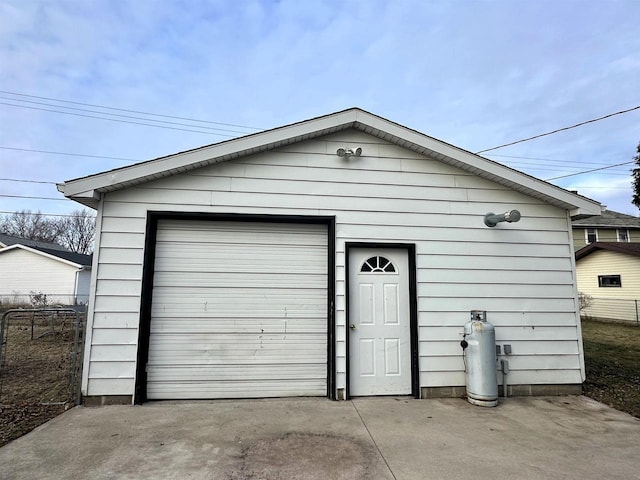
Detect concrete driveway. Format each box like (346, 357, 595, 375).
(1, 396, 639, 479)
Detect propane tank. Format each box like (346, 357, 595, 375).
(461, 310, 498, 407)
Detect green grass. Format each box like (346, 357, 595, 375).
(581, 318, 640, 418)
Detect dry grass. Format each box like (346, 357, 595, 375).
(581, 318, 640, 418)
(0, 313, 637, 447)
(0, 314, 78, 447)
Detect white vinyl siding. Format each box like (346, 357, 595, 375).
(0, 248, 80, 305)
(146, 220, 328, 399)
(84, 129, 583, 397)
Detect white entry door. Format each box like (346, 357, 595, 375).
(348, 248, 411, 396)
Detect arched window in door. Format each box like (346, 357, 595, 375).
(360, 256, 396, 273)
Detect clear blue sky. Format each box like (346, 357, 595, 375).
(1, 0, 639, 217)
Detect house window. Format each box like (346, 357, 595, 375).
(586, 228, 597, 243)
(598, 275, 622, 287)
(360, 256, 396, 273)
(617, 229, 629, 242)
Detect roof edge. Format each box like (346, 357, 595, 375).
(0, 244, 85, 268)
(575, 241, 640, 260)
(59, 107, 602, 215)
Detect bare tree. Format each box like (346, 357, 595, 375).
(0, 210, 64, 244)
(57, 209, 96, 254)
(0, 208, 96, 254)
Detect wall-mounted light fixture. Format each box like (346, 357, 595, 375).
(337, 147, 362, 158)
(484, 210, 521, 227)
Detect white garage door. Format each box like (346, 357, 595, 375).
(147, 220, 328, 400)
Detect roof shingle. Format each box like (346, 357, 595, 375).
(572, 209, 640, 228)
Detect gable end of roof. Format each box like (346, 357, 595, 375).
(58, 107, 602, 216)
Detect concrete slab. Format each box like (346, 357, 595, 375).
(352, 396, 640, 479)
(0, 396, 638, 479)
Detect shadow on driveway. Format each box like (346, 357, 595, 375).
(1, 395, 639, 479)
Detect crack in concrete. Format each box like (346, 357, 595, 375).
(350, 400, 397, 480)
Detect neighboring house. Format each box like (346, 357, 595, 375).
(58, 108, 602, 405)
(572, 209, 640, 251)
(0, 232, 70, 251)
(0, 243, 93, 305)
(575, 242, 640, 322)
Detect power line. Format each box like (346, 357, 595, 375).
(545, 161, 636, 180)
(476, 104, 640, 154)
(0, 211, 94, 218)
(0, 90, 263, 130)
(0, 102, 241, 137)
(560, 186, 631, 189)
(1, 145, 633, 188)
(0, 194, 69, 201)
(485, 153, 627, 167)
(0, 96, 254, 135)
(0, 178, 56, 185)
(0, 146, 140, 162)
(498, 158, 631, 173)
(2, 144, 625, 170)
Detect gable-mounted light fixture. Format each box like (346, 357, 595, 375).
(337, 147, 362, 158)
(484, 210, 521, 227)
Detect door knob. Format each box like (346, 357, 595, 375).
(350, 324, 356, 330)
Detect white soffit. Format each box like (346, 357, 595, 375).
(58, 108, 602, 216)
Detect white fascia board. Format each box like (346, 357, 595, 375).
(59, 107, 601, 215)
(59, 109, 360, 199)
(56, 184, 101, 209)
(0, 244, 82, 269)
(354, 111, 602, 215)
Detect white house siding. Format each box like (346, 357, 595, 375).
(84, 130, 583, 399)
(75, 268, 92, 304)
(0, 248, 79, 305)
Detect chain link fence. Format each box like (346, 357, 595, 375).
(580, 296, 640, 326)
(0, 292, 89, 310)
(0, 308, 86, 406)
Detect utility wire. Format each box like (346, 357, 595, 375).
(476, 105, 640, 154)
(2, 98, 637, 188)
(0, 90, 263, 130)
(2, 145, 622, 169)
(3, 143, 632, 172)
(561, 185, 630, 189)
(4, 89, 637, 152)
(0, 96, 254, 135)
(0, 178, 56, 184)
(0, 210, 94, 217)
(505, 161, 627, 171)
(486, 153, 627, 167)
(545, 160, 636, 180)
(1, 102, 241, 137)
(0, 146, 140, 161)
(0, 194, 69, 201)
(1, 148, 632, 188)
